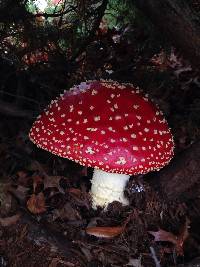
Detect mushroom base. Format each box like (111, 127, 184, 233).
(90, 169, 129, 209)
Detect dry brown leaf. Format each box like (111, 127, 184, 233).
(86, 210, 137, 238)
(126, 257, 142, 267)
(149, 218, 190, 255)
(149, 229, 177, 245)
(43, 175, 64, 193)
(33, 175, 43, 192)
(68, 188, 82, 197)
(17, 171, 29, 186)
(27, 192, 46, 214)
(48, 258, 75, 267)
(68, 188, 90, 209)
(29, 160, 46, 173)
(176, 217, 190, 255)
(8, 185, 29, 202)
(0, 214, 20, 227)
(150, 50, 169, 71)
(86, 226, 124, 238)
(52, 202, 81, 221)
(0, 182, 13, 215)
(48, 258, 60, 267)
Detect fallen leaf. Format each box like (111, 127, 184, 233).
(149, 218, 190, 256)
(176, 217, 190, 255)
(8, 185, 29, 202)
(17, 171, 29, 186)
(0, 214, 20, 227)
(51, 202, 81, 221)
(86, 226, 124, 238)
(29, 160, 46, 173)
(68, 188, 82, 197)
(68, 188, 90, 209)
(27, 192, 46, 214)
(126, 256, 143, 267)
(48, 258, 75, 267)
(0, 182, 13, 215)
(43, 175, 65, 193)
(86, 210, 136, 238)
(0, 193, 12, 215)
(33, 175, 43, 192)
(150, 49, 169, 71)
(149, 229, 177, 245)
(48, 258, 59, 267)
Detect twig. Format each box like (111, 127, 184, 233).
(71, 0, 108, 61)
(33, 6, 76, 18)
(0, 100, 36, 118)
(150, 246, 161, 267)
(0, 90, 41, 107)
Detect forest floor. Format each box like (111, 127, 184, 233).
(0, 21, 200, 267)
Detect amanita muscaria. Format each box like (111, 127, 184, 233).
(29, 80, 174, 209)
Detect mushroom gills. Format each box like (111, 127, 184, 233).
(91, 169, 129, 209)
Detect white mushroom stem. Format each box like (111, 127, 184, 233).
(90, 169, 130, 209)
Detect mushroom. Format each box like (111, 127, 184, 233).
(29, 80, 174, 209)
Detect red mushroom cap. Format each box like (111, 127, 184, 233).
(29, 80, 174, 175)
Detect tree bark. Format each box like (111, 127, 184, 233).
(134, 0, 200, 68)
(148, 141, 200, 201)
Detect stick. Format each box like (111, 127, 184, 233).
(149, 246, 161, 267)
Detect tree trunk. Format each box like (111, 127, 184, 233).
(148, 141, 200, 201)
(134, 0, 200, 67)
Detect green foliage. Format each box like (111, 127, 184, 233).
(25, 0, 105, 39)
(104, 0, 136, 29)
